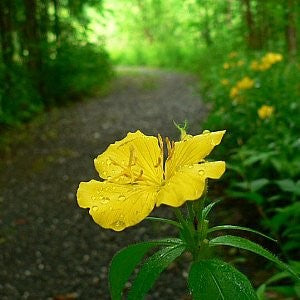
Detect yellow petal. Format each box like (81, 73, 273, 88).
(165, 130, 225, 179)
(77, 180, 158, 231)
(94, 131, 163, 185)
(157, 161, 225, 207)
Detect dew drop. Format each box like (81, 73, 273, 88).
(118, 195, 126, 201)
(91, 196, 96, 201)
(111, 220, 126, 230)
(106, 158, 112, 166)
(198, 169, 205, 176)
(107, 176, 112, 180)
(202, 130, 210, 134)
(100, 197, 110, 204)
(211, 139, 217, 146)
(92, 206, 99, 212)
(188, 165, 193, 169)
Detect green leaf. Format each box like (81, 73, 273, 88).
(202, 200, 221, 220)
(209, 235, 299, 280)
(250, 179, 270, 192)
(188, 259, 257, 299)
(109, 238, 182, 300)
(145, 216, 182, 229)
(275, 179, 300, 195)
(256, 284, 266, 300)
(226, 190, 264, 204)
(127, 244, 186, 299)
(207, 225, 277, 242)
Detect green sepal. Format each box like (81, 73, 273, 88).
(127, 243, 186, 299)
(209, 235, 299, 280)
(188, 259, 258, 299)
(109, 238, 183, 300)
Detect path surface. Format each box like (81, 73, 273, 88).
(0, 67, 207, 300)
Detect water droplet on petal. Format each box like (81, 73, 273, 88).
(188, 165, 193, 169)
(106, 158, 112, 166)
(100, 197, 110, 204)
(202, 130, 210, 134)
(91, 196, 96, 201)
(92, 206, 99, 212)
(111, 220, 126, 230)
(118, 195, 126, 201)
(211, 138, 218, 146)
(198, 169, 205, 176)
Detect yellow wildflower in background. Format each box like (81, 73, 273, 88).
(221, 79, 230, 86)
(251, 53, 283, 71)
(237, 76, 254, 90)
(223, 62, 230, 69)
(237, 60, 245, 67)
(250, 60, 260, 71)
(77, 130, 226, 231)
(258, 105, 274, 119)
(230, 86, 239, 99)
(228, 52, 238, 58)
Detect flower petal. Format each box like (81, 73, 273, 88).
(157, 161, 225, 207)
(165, 130, 225, 179)
(94, 131, 163, 185)
(77, 180, 158, 231)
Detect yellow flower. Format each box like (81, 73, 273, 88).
(77, 130, 226, 231)
(258, 105, 274, 119)
(230, 86, 239, 98)
(250, 60, 260, 71)
(223, 62, 230, 69)
(236, 76, 254, 90)
(228, 52, 238, 58)
(221, 79, 230, 86)
(251, 53, 283, 71)
(237, 60, 245, 66)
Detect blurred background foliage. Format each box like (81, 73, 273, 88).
(0, 0, 112, 126)
(1, 0, 299, 298)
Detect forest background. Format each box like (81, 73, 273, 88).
(0, 0, 299, 298)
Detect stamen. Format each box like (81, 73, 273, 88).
(166, 137, 172, 157)
(166, 138, 175, 161)
(133, 169, 143, 182)
(154, 157, 161, 168)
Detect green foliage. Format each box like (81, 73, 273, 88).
(109, 198, 297, 299)
(188, 259, 257, 299)
(127, 244, 185, 299)
(0, 0, 111, 127)
(109, 238, 183, 300)
(209, 235, 298, 279)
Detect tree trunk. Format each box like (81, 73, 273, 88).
(23, 0, 44, 99)
(285, 0, 297, 56)
(53, 0, 61, 44)
(0, 0, 14, 99)
(243, 0, 257, 49)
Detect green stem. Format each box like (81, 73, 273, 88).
(145, 217, 183, 229)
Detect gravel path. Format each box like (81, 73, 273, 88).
(0, 67, 208, 300)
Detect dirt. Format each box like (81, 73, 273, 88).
(0, 67, 208, 300)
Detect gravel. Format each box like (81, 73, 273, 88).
(0, 67, 208, 300)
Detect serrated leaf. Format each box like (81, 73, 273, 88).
(109, 238, 182, 300)
(209, 235, 299, 280)
(188, 259, 257, 299)
(127, 244, 185, 299)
